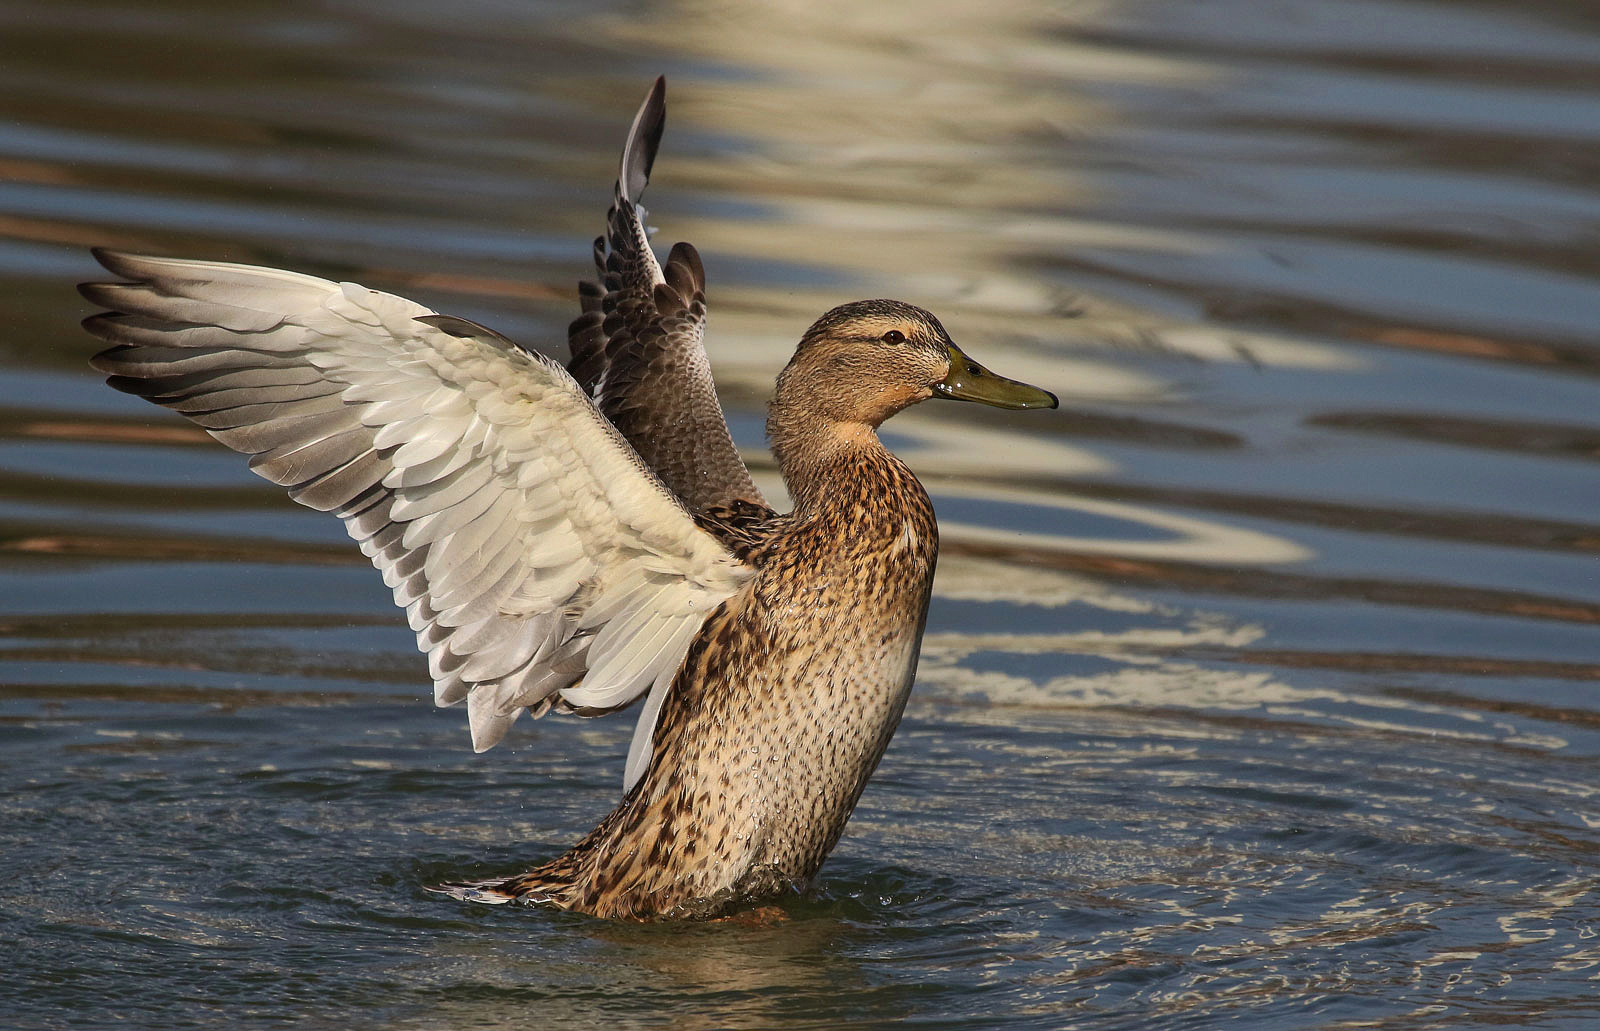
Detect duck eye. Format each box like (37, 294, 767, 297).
(880, 330, 906, 345)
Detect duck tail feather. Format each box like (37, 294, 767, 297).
(424, 878, 518, 906)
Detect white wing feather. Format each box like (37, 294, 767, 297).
(85, 251, 752, 791)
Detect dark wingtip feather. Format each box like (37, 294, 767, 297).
(81, 312, 127, 344)
(87, 247, 148, 281)
(414, 314, 550, 361)
(101, 372, 159, 397)
(414, 313, 517, 347)
(81, 252, 137, 356)
(663, 243, 704, 302)
(651, 281, 685, 315)
(618, 76, 667, 204)
(78, 281, 110, 306)
(80, 246, 159, 309)
(666, 242, 703, 287)
(89, 345, 136, 379)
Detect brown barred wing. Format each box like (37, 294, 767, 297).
(566, 77, 767, 517)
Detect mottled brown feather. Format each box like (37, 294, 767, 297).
(563, 83, 764, 516)
(490, 446, 938, 919)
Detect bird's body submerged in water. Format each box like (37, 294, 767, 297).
(82, 78, 1056, 920)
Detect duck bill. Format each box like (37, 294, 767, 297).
(933, 344, 1058, 410)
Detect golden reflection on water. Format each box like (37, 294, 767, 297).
(562, 0, 1362, 400)
(934, 482, 1310, 564)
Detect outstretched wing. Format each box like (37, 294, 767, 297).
(567, 77, 767, 516)
(83, 249, 754, 791)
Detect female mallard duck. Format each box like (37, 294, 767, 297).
(81, 78, 1056, 920)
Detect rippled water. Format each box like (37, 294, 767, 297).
(4, 1, 1599, 1028)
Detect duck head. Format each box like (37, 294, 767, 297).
(770, 299, 1058, 433)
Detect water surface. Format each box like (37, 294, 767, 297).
(2, 1, 1598, 1028)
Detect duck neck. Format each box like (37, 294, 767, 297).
(767, 397, 893, 517)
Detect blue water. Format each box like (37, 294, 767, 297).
(3, 0, 1599, 1028)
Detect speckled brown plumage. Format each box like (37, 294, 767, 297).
(491, 440, 938, 919)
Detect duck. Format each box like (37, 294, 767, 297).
(81, 77, 1057, 921)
